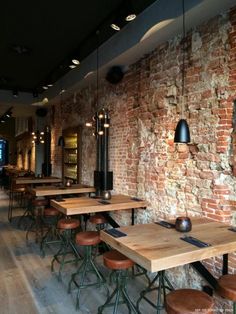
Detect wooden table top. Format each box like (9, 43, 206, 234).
(100, 218, 236, 273)
(15, 176, 62, 185)
(30, 184, 95, 197)
(51, 194, 147, 216)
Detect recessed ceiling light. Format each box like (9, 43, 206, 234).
(110, 23, 120, 31)
(69, 64, 76, 69)
(47, 84, 53, 87)
(59, 89, 66, 95)
(125, 13, 136, 21)
(72, 59, 80, 65)
(42, 86, 48, 90)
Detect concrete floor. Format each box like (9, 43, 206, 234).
(0, 190, 165, 314)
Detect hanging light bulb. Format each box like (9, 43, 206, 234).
(174, 0, 190, 144)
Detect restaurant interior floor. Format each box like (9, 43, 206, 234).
(0, 189, 164, 314)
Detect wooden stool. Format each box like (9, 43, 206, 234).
(51, 218, 81, 281)
(89, 213, 107, 230)
(40, 207, 61, 257)
(25, 198, 49, 242)
(68, 231, 106, 310)
(217, 274, 236, 314)
(98, 250, 138, 314)
(90, 213, 109, 254)
(165, 289, 214, 314)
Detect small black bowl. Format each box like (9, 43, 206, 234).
(175, 217, 192, 232)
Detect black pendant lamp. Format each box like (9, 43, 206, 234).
(57, 89, 65, 147)
(174, 0, 190, 143)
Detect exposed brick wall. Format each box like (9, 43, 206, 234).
(49, 6, 236, 311)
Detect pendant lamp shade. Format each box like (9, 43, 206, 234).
(174, 119, 190, 143)
(58, 135, 65, 147)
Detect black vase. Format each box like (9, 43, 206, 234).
(175, 216, 192, 232)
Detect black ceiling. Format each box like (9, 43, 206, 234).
(0, 0, 156, 94)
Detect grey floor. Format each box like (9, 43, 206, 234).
(0, 189, 165, 314)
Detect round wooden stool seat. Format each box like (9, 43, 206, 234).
(57, 218, 80, 230)
(76, 231, 100, 246)
(44, 207, 59, 216)
(89, 214, 107, 225)
(103, 250, 134, 270)
(166, 289, 213, 314)
(217, 274, 236, 301)
(32, 199, 48, 207)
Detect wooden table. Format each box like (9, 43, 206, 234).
(29, 184, 95, 197)
(15, 176, 62, 185)
(101, 218, 235, 289)
(51, 194, 147, 227)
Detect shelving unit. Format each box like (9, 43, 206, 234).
(62, 127, 81, 183)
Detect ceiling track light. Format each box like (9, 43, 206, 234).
(72, 59, 80, 65)
(0, 107, 13, 123)
(124, 0, 136, 21)
(110, 22, 121, 31)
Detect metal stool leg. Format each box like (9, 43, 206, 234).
(51, 229, 81, 281)
(68, 245, 106, 310)
(136, 270, 174, 314)
(40, 216, 61, 257)
(98, 269, 138, 314)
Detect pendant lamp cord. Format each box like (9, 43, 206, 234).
(181, 0, 186, 119)
(96, 30, 100, 111)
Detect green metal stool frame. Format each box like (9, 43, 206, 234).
(25, 198, 48, 243)
(98, 268, 138, 314)
(68, 232, 107, 310)
(98, 250, 138, 314)
(40, 212, 61, 257)
(90, 214, 110, 254)
(136, 270, 174, 314)
(51, 224, 81, 281)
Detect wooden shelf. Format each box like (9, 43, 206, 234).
(62, 126, 81, 184)
(64, 162, 77, 165)
(65, 175, 77, 180)
(64, 147, 77, 150)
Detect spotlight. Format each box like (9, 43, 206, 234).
(13, 89, 18, 98)
(124, 1, 136, 21)
(5, 111, 12, 118)
(72, 59, 80, 65)
(110, 15, 123, 31)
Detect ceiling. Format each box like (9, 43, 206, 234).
(0, 0, 156, 94)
